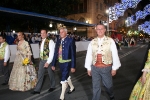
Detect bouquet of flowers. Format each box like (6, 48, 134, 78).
(22, 58, 30, 66)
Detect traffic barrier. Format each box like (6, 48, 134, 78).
(9, 41, 90, 62)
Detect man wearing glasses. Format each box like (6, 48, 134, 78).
(85, 23, 121, 100)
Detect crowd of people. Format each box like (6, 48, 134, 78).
(113, 36, 150, 50)
(0, 31, 93, 45)
(113, 36, 136, 50)
(0, 24, 150, 100)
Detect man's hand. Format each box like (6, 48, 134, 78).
(111, 70, 117, 76)
(87, 70, 91, 76)
(3, 62, 7, 66)
(71, 68, 75, 73)
(51, 66, 55, 71)
(44, 63, 49, 68)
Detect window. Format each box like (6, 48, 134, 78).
(100, 3, 102, 10)
(79, 3, 84, 13)
(96, 2, 98, 11)
(104, 0, 108, 4)
(74, 4, 78, 13)
(84, 0, 87, 12)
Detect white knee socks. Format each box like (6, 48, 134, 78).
(67, 76, 74, 91)
(60, 82, 68, 100)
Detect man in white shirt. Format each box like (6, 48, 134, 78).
(31, 29, 56, 94)
(0, 35, 10, 85)
(85, 23, 121, 100)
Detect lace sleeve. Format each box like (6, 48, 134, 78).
(24, 41, 32, 56)
(142, 61, 150, 72)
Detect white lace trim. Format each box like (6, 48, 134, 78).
(60, 76, 71, 84)
(60, 80, 68, 84)
(142, 69, 150, 72)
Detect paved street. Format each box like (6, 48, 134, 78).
(0, 43, 149, 100)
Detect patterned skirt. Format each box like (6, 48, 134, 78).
(129, 73, 150, 100)
(9, 54, 37, 91)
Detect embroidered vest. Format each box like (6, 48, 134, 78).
(0, 42, 7, 59)
(58, 42, 71, 63)
(94, 54, 112, 67)
(40, 38, 50, 60)
(91, 37, 113, 65)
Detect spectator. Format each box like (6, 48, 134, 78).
(31, 35, 35, 43)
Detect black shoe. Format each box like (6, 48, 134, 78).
(1, 82, 8, 85)
(110, 96, 115, 100)
(58, 99, 65, 100)
(31, 91, 40, 94)
(67, 88, 75, 94)
(48, 88, 55, 92)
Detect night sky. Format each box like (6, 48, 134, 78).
(138, 0, 150, 20)
(141, 0, 150, 9)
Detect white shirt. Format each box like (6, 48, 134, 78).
(85, 37, 121, 70)
(0, 42, 10, 62)
(31, 37, 35, 43)
(40, 38, 55, 64)
(38, 37, 42, 42)
(35, 36, 39, 41)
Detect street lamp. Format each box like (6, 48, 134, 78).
(49, 23, 52, 27)
(86, 20, 89, 23)
(13, 30, 15, 33)
(49, 21, 53, 27)
(106, 10, 109, 14)
(106, 9, 109, 34)
(125, 20, 128, 27)
(73, 27, 77, 31)
(73, 27, 77, 35)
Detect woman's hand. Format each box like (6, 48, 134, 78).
(29, 61, 33, 65)
(141, 71, 147, 85)
(141, 76, 146, 85)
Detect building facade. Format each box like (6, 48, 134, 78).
(66, 0, 140, 37)
(67, 0, 109, 37)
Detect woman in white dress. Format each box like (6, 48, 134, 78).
(9, 32, 37, 91)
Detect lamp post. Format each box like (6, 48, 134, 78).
(49, 21, 53, 28)
(106, 9, 109, 35)
(49, 23, 52, 27)
(86, 20, 89, 23)
(85, 20, 89, 37)
(125, 20, 128, 27)
(73, 27, 77, 35)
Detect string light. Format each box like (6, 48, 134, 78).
(126, 4, 150, 26)
(109, 0, 141, 23)
(138, 21, 150, 34)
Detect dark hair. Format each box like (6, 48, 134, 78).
(0, 35, 6, 40)
(1, 31, 6, 37)
(41, 29, 47, 33)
